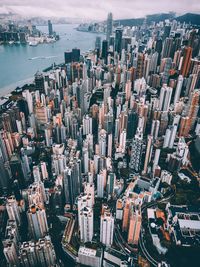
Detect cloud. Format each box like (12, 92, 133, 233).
(0, 0, 200, 20)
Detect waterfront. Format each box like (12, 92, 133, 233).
(0, 23, 101, 93)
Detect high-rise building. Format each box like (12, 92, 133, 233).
(97, 169, 107, 198)
(63, 160, 81, 209)
(102, 40, 108, 63)
(79, 206, 93, 243)
(6, 196, 21, 225)
(180, 47, 192, 77)
(27, 204, 48, 239)
(72, 48, 80, 62)
(10, 153, 25, 188)
(130, 128, 143, 172)
(143, 135, 153, 174)
(64, 51, 72, 64)
(100, 211, 114, 246)
(128, 209, 141, 246)
(19, 236, 56, 267)
(48, 20, 53, 36)
(106, 13, 113, 42)
(3, 220, 20, 267)
(159, 85, 173, 112)
(115, 27, 123, 54)
(34, 71, 45, 94)
(174, 75, 184, 105)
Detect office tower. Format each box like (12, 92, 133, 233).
(130, 128, 143, 172)
(163, 25, 171, 40)
(143, 135, 153, 174)
(102, 40, 108, 63)
(71, 48, 80, 62)
(180, 47, 192, 77)
(159, 85, 173, 112)
(100, 211, 114, 246)
(162, 38, 174, 59)
(48, 20, 53, 36)
(128, 209, 141, 246)
(64, 51, 72, 64)
(27, 204, 48, 239)
(127, 110, 138, 139)
(106, 13, 113, 42)
(136, 53, 145, 79)
(63, 160, 81, 209)
(0, 152, 10, 190)
(174, 75, 184, 105)
(79, 206, 93, 243)
(97, 169, 107, 198)
(10, 153, 25, 188)
(95, 36, 101, 50)
(19, 236, 56, 267)
(155, 38, 162, 64)
(107, 172, 116, 196)
(115, 27, 123, 54)
(35, 71, 45, 94)
(162, 57, 172, 84)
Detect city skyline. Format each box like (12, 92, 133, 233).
(0, 4, 200, 267)
(0, 0, 200, 20)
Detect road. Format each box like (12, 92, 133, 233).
(139, 189, 175, 266)
(114, 186, 175, 266)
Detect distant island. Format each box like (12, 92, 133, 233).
(0, 19, 59, 46)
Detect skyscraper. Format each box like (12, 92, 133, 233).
(100, 211, 114, 246)
(174, 75, 184, 105)
(115, 27, 123, 54)
(106, 13, 113, 42)
(34, 71, 45, 94)
(79, 207, 93, 243)
(27, 204, 48, 239)
(128, 209, 141, 246)
(159, 85, 173, 112)
(48, 20, 53, 36)
(180, 47, 192, 77)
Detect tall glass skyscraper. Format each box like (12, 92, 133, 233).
(106, 13, 113, 42)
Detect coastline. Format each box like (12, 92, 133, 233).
(0, 77, 34, 97)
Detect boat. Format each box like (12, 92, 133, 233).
(8, 41, 14, 45)
(29, 40, 38, 46)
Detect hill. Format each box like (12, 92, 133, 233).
(176, 13, 200, 26)
(114, 12, 200, 27)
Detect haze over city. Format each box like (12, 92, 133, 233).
(0, 0, 200, 20)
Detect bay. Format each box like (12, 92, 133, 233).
(0, 23, 103, 94)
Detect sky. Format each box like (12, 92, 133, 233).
(0, 0, 200, 20)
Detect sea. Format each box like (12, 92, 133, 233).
(0, 24, 102, 96)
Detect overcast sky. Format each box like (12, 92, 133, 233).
(0, 0, 200, 20)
